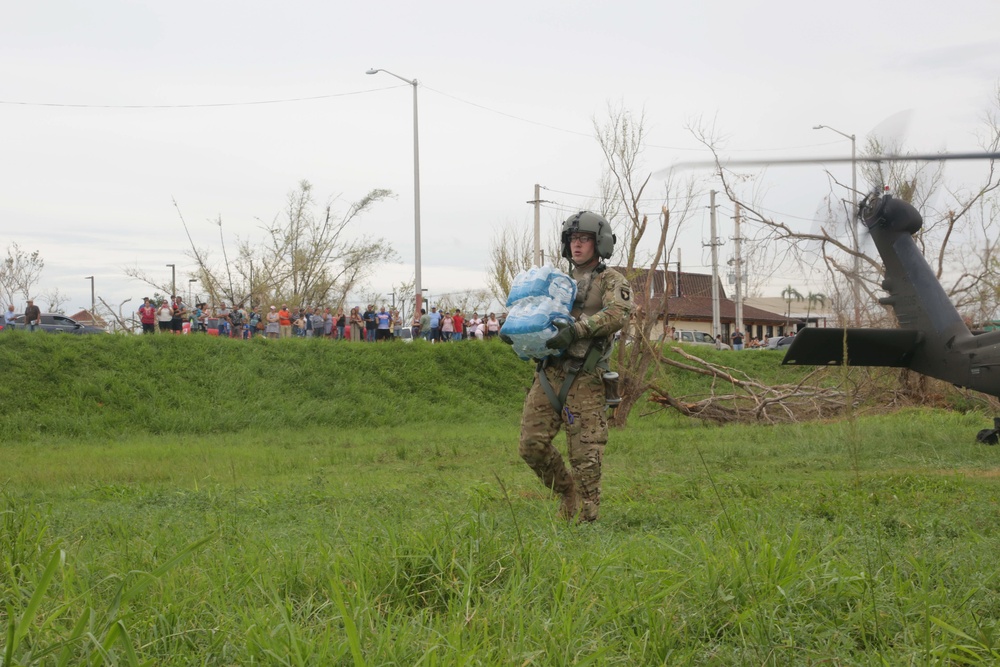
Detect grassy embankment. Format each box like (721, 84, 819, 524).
(2, 333, 1000, 665)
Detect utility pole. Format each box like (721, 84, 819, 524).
(675, 248, 681, 297)
(850, 137, 860, 326)
(526, 184, 551, 266)
(707, 190, 721, 339)
(85, 276, 95, 317)
(733, 202, 744, 340)
(166, 264, 176, 300)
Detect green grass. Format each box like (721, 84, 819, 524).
(0, 333, 532, 442)
(2, 334, 1000, 664)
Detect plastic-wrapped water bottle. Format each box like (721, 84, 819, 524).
(502, 297, 552, 335)
(506, 265, 577, 308)
(506, 314, 573, 360)
(503, 265, 577, 360)
(548, 273, 575, 305)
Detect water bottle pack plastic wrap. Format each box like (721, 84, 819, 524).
(500, 265, 577, 361)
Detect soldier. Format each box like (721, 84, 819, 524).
(516, 211, 632, 522)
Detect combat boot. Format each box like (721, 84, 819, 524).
(557, 484, 580, 521)
(577, 494, 599, 523)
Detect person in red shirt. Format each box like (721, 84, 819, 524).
(137, 297, 157, 334)
(451, 309, 464, 342)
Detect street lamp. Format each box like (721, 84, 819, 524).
(366, 67, 423, 314)
(166, 264, 176, 300)
(189, 278, 198, 306)
(84, 276, 95, 317)
(813, 124, 860, 324)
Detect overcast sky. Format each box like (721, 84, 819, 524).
(3, 0, 1000, 315)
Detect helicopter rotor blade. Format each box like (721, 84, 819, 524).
(667, 151, 1000, 172)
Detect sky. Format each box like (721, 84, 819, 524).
(3, 0, 1000, 317)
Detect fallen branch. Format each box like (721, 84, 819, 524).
(648, 346, 851, 424)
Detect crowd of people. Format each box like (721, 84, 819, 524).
(135, 297, 505, 342)
(413, 306, 502, 342)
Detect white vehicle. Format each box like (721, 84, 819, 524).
(672, 330, 731, 350)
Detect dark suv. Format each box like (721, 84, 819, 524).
(9, 313, 105, 334)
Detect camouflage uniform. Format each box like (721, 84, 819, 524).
(518, 264, 632, 521)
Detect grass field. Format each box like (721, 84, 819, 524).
(2, 333, 1000, 665)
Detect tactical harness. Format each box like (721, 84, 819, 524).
(535, 262, 610, 416)
(535, 339, 607, 416)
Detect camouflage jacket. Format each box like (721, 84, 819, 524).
(564, 264, 632, 359)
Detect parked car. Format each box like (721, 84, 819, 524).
(672, 330, 732, 350)
(764, 335, 795, 350)
(10, 313, 106, 334)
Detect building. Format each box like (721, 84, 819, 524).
(617, 267, 797, 343)
(69, 309, 108, 330)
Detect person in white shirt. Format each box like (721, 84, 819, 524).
(468, 312, 484, 340)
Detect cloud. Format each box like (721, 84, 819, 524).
(890, 39, 1000, 79)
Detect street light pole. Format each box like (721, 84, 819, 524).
(366, 68, 422, 314)
(813, 124, 859, 324)
(166, 264, 176, 301)
(189, 279, 198, 307)
(84, 276, 95, 316)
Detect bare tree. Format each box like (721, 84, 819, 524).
(0, 243, 44, 307)
(485, 221, 541, 306)
(125, 181, 396, 309)
(96, 296, 135, 334)
(432, 288, 494, 318)
(691, 95, 1000, 328)
(593, 104, 700, 427)
(42, 287, 69, 314)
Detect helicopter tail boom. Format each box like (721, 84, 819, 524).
(783, 328, 923, 367)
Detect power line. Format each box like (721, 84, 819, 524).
(422, 85, 845, 153)
(0, 84, 407, 109)
(1, 79, 854, 157)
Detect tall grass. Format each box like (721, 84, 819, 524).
(3, 334, 1000, 663)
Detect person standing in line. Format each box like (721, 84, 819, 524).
(265, 306, 280, 339)
(468, 312, 483, 340)
(417, 308, 429, 340)
(138, 297, 157, 334)
(514, 211, 632, 523)
(335, 308, 346, 339)
(452, 309, 464, 342)
(440, 310, 454, 341)
(360, 305, 374, 342)
(24, 299, 41, 331)
(731, 328, 745, 351)
(247, 306, 261, 339)
(171, 296, 187, 335)
(392, 309, 403, 339)
(323, 308, 334, 338)
(428, 306, 442, 342)
(485, 312, 500, 339)
(277, 304, 292, 338)
(157, 299, 173, 333)
(349, 307, 364, 342)
(375, 305, 391, 341)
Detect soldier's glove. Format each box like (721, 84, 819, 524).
(545, 321, 579, 350)
(499, 333, 514, 345)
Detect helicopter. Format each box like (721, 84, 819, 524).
(672, 147, 1000, 440)
(780, 187, 1000, 443)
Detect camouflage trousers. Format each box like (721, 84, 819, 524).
(519, 363, 607, 521)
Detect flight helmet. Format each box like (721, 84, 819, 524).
(560, 211, 616, 261)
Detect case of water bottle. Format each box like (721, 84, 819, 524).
(500, 265, 577, 361)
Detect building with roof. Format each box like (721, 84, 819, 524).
(69, 309, 107, 330)
(617, 267, 798, 343)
